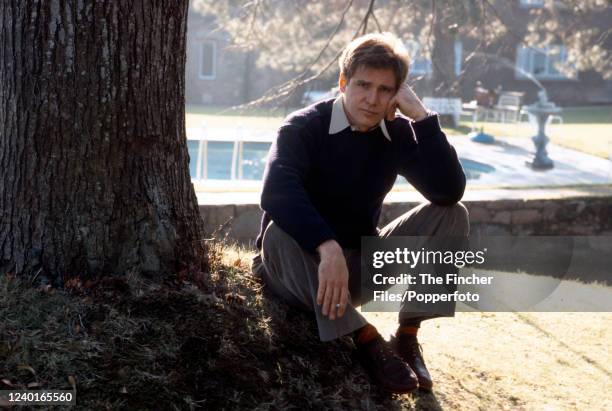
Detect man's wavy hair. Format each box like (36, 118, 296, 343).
(339, 32, 410, 90)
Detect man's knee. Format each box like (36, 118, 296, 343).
(444, 202, 470, 236)
(262, 222, 298, 257)
(261, 221, 318, 275)
(381, 201, 470, 237)
(261, 221, 280, 250)
(416, 201, 470, 236)
(260, 222, 288, 276)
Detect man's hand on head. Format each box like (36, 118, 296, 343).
(386, 83, 429, 122)
(316, 239, 349, 320)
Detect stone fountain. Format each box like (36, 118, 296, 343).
(467, 53, 564, 170)
(523, 89, 562, 170)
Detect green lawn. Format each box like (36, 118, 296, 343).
(186, 105, 285, 131)
(557, 106, 612, 124)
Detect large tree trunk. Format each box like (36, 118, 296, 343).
(0, 0, 208, 283)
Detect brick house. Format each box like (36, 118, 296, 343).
(185, 4, 299, 107)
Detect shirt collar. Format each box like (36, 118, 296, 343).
(328, 95, 391, 141)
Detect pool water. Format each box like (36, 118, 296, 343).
(460, 158, 496, 180)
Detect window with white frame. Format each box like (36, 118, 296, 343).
(404, 40, 463, 77)
(519, 0, 545, 8)
(454, 41, 462, 76)
(404, 40, 432, 76)
(199, 41, 216, 80)
(515, 45, 571, 79)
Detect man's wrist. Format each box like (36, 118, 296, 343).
(317, 239, 342, 259)
(411, 107, 432, 122)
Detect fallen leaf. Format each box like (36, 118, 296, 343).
(27, 382, 42, 388)
(225, 292, 246, 305)
(1, 379, 13, 387)
(18, 365, 36, 376)
(68, 375, 76, 390)
(233, 258, 242, 267)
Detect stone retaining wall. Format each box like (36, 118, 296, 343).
(199, 196, 612, 247)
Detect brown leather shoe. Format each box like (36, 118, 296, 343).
(393, 334, 433, 391)
(355, 336, 418, 393)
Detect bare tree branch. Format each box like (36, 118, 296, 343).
(301, 0, 354, 77)
(370, 5, 383, 32)
(245, 0, 262, 44)
(481, 0, 528, 44)
(362, 0, 376, 35)
(221, 0, 361, 112)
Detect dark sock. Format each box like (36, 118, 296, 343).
(396, 326, 419, 337)
(354, 323, 380, 346)
(399, 317, 423, 328)
(397, 318, 424, 337)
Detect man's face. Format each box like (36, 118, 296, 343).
(339, 65, 397, 132)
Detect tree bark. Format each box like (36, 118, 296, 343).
(0, 0, 208, 283)
(431, 22, 457, 97)
(430, 3, 459, 127)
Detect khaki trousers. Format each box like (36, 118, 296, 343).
(252, 202, 470, 342)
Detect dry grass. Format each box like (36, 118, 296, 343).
(1, 244, 610, 410)
(364, 311, 611, 410)
(0, 244, 400, 410)
(219, 246, 612, 410)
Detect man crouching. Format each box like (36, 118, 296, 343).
(252, 32, 469, 393)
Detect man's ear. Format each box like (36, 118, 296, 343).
(338, 74, 347, 93)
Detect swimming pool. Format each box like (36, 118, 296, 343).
(187, 128, 611, 192)
(188, 138, 496, 183)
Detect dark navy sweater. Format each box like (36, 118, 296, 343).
(256, 98, 466, 252)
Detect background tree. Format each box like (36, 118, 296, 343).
(193, 0, 610, 107)
(0, 0, 208, 283)
(522, 0, 611, 79)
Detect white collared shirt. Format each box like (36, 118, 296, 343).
(328, 95, 392, 141)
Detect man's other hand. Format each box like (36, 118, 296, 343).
(386, 83, 429, 122)
(316, 240, 349, 320)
